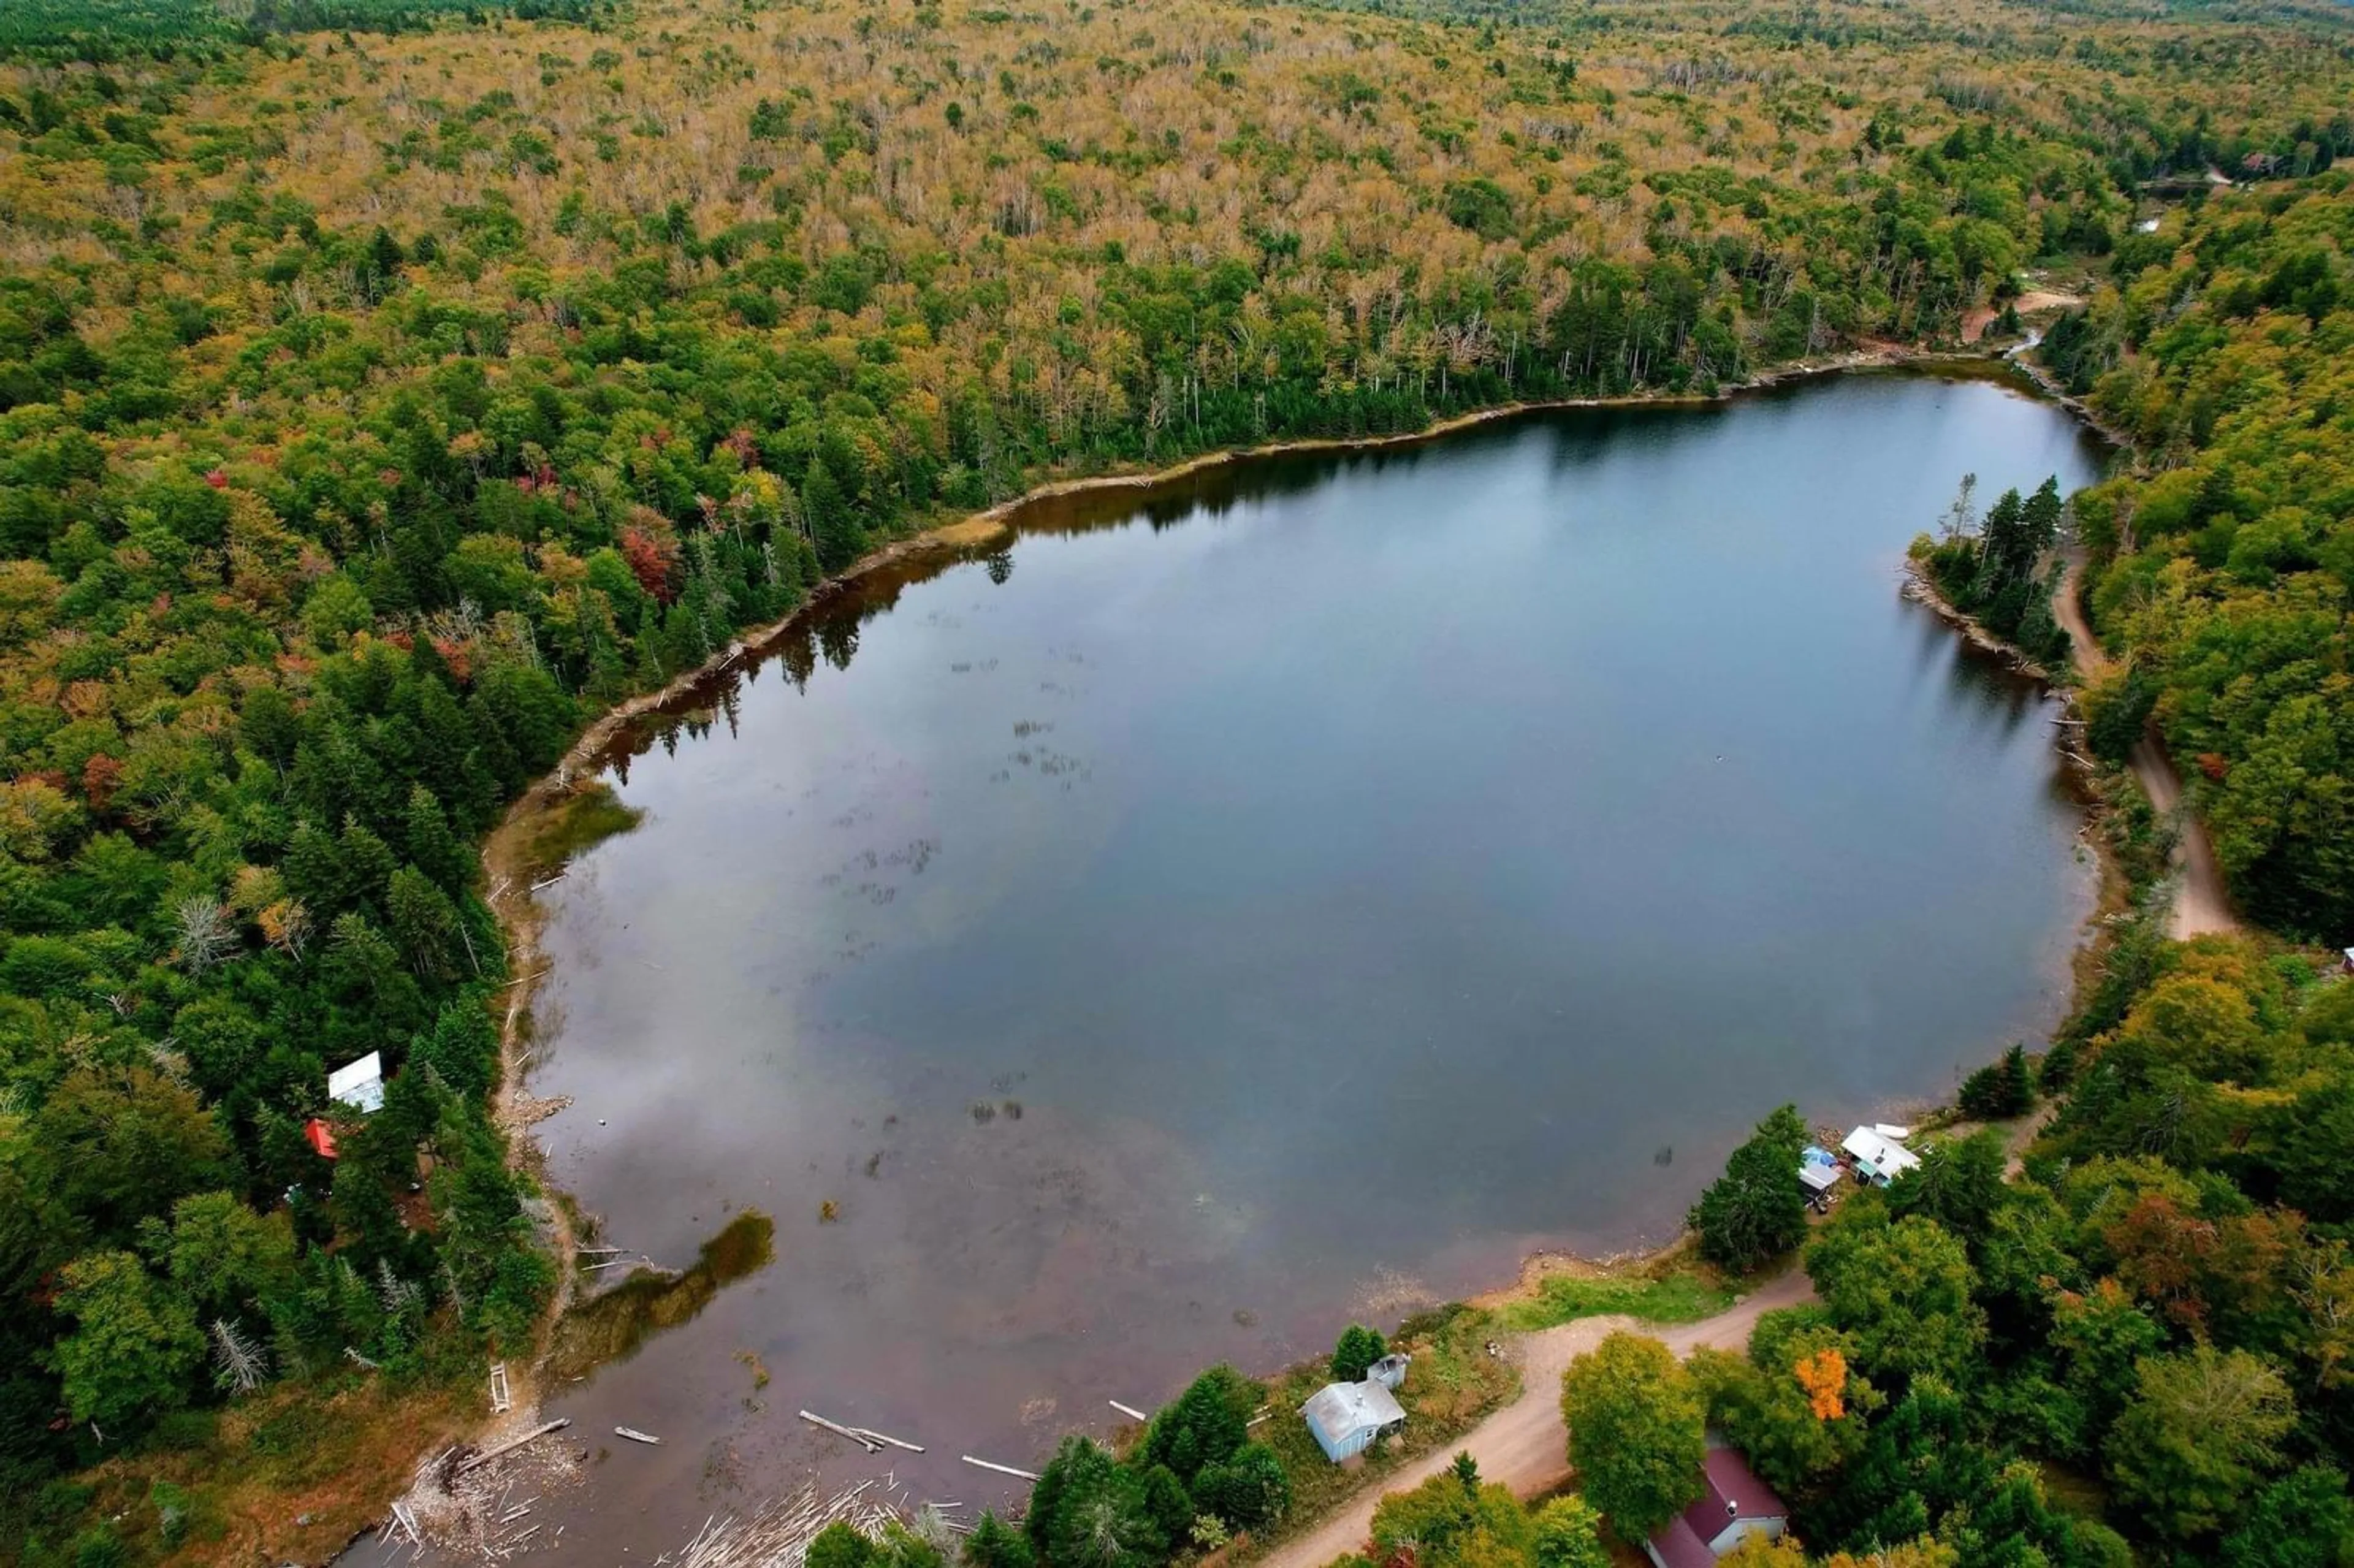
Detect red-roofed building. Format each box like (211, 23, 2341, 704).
(1644, 1442, 1789, 1568)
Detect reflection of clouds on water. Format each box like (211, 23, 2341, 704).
(515, 373, 2110, 1566)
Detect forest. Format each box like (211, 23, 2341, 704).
(2, 0, 2352, 1561)
(2041, 181, 2354, 935)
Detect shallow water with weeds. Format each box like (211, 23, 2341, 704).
(505, 371, 2107, 1561)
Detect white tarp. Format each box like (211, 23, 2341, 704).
(328, 1050, 384, 1114)
(1842, 1125, 1919, 1184)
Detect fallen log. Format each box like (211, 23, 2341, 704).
(801, 1409, 883, 1452)
(1108, 1400, 1148, 1422)
(960, 1455, 1040, 1482)
(616, 1426, 663, 1445)
(853, 1426, 926, 1454)
(459, 1418, 572, 1472)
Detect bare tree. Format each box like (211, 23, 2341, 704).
(210, 1318, 271, 1395)
(176, 896, 237, 975)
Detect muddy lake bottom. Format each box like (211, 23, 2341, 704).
(396, 373, 2110, 1562)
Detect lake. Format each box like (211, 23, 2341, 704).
(519, 370, 2106, 1550)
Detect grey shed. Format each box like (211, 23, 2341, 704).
(1301, 1379, 1406, 1463)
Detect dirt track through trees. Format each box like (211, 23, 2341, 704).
(2054, 552, 2238, 939)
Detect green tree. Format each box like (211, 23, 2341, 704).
(1957, 1045, 2035, 1120)
(144, 1190, 294, 1322)
(2050, 1278, 2164, 1442)
(50, 1250, 204, 1429)
(387, 864, 462, 978)
(1560, 1332, 1705, 1540)
(1529, 1496, 1610, 1568)
(964, 1512, 1035, 1568)
(1140, 1364, 1257, 1483)
(1692, 1312, 1878, 1503)
(1137, 1465, 1193, 1543)
(1805, 1204, 1986, 1387)
(1192, 1442, 1289, 1532)
(1885, 1131, 2009, 1249)
(2105, 1347, 2295, 1543)
(2218, 1465, 2354, 1568)
(1689, 1104, 1810, 1273)
(32, 1067, 235, 1242)
(1371, 1463, 1533, 1567)
(810, 1521, 879, 1568)
(1026, 1436, 1165, 1568)
(1333, 1323, 1388, 1383)
(402, 785, 473, 894)
(804, 459, 863, 575)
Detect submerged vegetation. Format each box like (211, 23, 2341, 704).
(0, 0, 2350, 1560)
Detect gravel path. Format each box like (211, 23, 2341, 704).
(1258, 1269, 1818, 1568)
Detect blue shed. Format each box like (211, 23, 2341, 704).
(1301, 1379, 1406, 1463)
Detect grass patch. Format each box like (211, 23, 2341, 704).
(17, 1336, 480, 1568)
(2036, 1460, 2111, 1520)
(1495, 1270, 1736, 1334)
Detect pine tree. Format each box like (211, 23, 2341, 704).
(402, 785, 471, 894)
(1332, 1323, 1388, 1382)
(387, 866, 460, 978)
(1689, 1104, 1811, 1272)
(804, 459, 864, 575)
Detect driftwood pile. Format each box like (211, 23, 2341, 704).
(667, 1480, 977, 1568)
(375, 1417, 581, 1562)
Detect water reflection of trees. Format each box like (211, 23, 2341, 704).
(603, 382, 2092, 786)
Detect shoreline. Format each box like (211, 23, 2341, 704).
(437, 341, 2110, 1554)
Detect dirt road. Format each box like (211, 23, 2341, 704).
(1259, 1271, 1818, 1568)
(2054, 553, 2238, 940)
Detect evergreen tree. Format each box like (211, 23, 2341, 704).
(964, 1513, 1035, 1568)
(804, 459, 864, 575)
(1689, 1104, 1811, 1273)
(1333, 1323, 1388, 1383)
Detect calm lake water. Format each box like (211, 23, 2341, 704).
(514, 371, 2106, 1551)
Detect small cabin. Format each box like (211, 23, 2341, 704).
(1797, 1144, 1842, 1200)
(1366, 1353, 1412, 1390)
(1301, 1378, 1406, 1464)
(1644, 1442, 1789, 1568)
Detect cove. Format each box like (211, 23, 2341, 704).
(522, 370, 2106, 1547)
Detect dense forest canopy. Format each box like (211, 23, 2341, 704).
(2043, 184, 2354, 935)
(2, 0, 2353, 1561)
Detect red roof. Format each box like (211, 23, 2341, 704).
(303, 1117, 340, 1159)
(1647, 1517, 1716, 1568)
(1684, 1445, 1789, 1541)
(1649, 1445, 1788, 1566)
